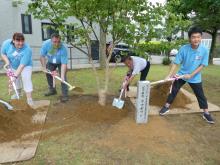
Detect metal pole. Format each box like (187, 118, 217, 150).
(69, 46, 73, 70)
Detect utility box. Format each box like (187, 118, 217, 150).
(135, 81, 150, 124)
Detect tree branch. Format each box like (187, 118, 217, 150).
(83, 20, 99, 41)
(79, 19, 101, 92)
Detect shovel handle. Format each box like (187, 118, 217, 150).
(4, 65, 20, 99)
(150, 75, 184, 85)
(43, 70, 75, 91)
(4, 65, 10, 70)
(12, 81, 20, 99)
(118, 88, 124, 100)
(53, 75, 74, 90)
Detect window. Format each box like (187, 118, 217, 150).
(66, 25, 74, 43)
(21, 14, 32, 34)
(41, 23, 58, 41)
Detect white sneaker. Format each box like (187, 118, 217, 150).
(27, 99, 35, 107)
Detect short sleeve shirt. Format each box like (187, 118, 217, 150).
(173, 44, 209, 83)
(40, 39, 68, 64)
(131, 56, 147, 75)
(1, 39, 32, 69)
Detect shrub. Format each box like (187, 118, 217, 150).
(138, 39, 188, 56)
(162, 57, 171, 65)
(213, 44, 220, 58)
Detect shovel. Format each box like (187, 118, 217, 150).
(150, 75, 184, 86)
(4, 65, 20, 99)
(0, 99, 13, 110)
(43, 69, 83, 92)
(112, 88, 125, 109)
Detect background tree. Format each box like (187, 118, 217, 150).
(28, 0, 164, 105)
(166, 0, 220, 63)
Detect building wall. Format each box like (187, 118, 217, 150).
(0, 0, 105, 66)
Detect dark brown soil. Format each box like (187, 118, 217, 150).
(10, 99, 30, 110)
(49, 95, 129, 123)
(0, 100, 38, 142)
(150, 82, 192, 108)
(40, 90, 193, 140)
(74, 95, 129, 123)
(0, 84, 192, 143)
(41, 95, 131, 140)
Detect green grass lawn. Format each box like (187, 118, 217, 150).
(0, 65, 170, 102)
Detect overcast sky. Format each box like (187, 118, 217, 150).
(149, 0, 166, 5)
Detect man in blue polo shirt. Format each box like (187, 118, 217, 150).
(159, 27, 214, 124)
(40, 33, 68, 102)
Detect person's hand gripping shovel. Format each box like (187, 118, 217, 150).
(42, 69, 83, 93)
(4, 65, 20, 100)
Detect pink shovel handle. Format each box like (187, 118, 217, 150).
(150, 75, 184, 85)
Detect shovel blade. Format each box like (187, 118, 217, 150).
(72, 87, 84, 93)
(112, 98, 124, 109)
(0, 100, 14, 110)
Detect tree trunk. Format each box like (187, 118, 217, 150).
(97, 25, 108, 106)
(98, 89, 107, 106)
(181, 30, 184, 39)
(99, 27, 107, 69)
(209, 29, 218, 64)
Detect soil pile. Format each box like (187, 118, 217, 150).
(0, 101, 37, 142)
(150, 82, 192, 108)
(10, 99, 30, 110)
(41, 95, 131, 140)
(74, 96, 129, 123)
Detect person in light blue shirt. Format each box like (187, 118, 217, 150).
(1, 39, 32, 69)
(40, 33, 69, 102)
(40, 38, 68, 65)
(159, 27, 214, 124)
(1, 33, 34, 106)
(174, 43, 209, 83)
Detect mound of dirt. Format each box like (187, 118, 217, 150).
(74, 96, 129, 123)
(0, 100, 38, 142)
(10, 99, 30, 110)
(150, 82, 192, 108)
(50, 95, 129, 124)
(41, 95, 131, 140)
(46, 95, 130, 125)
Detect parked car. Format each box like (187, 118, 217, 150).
(169, 49, 178, 56)
(106, 42, 136, 62)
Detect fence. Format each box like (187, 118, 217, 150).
(29, 45, 96, 70)
(201, 39, 212, 50)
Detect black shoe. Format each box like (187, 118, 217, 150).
(159, 106, 170, 116)
(60, 96, 69, 102)
(44, 90, 57, 96)
(202, 113, 215, 124)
